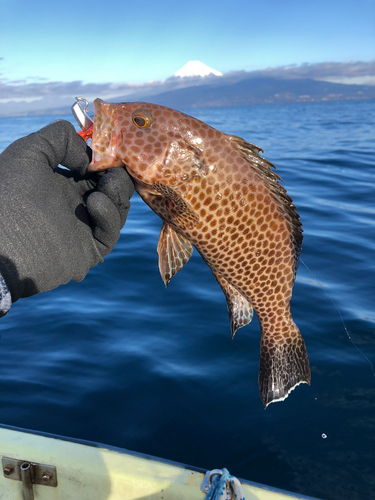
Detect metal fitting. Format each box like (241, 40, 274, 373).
(3, 464, 14, 476)
(42, 471, 52, 482)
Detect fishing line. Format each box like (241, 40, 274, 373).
(300, 258, 375, 378)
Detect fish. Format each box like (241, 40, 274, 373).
(87, 98, 311, 408)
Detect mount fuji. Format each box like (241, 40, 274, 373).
(173, 61, 223, 78)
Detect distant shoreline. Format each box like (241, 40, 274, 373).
(1, 95, 374, 119)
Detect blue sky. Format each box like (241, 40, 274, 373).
(0, 0, 374, 115)
(1, 0, 374, 85)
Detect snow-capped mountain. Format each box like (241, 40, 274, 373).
(174, 61, 223, 78)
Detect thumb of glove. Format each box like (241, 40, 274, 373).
(86, 167, 134, 257)
(86, 191, 123, 258)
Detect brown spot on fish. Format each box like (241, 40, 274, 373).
(88, 98, 310, 408)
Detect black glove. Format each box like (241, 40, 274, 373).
(0, 120, 134, 309)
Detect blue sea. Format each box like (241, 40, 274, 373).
(0, 100, 374, 500)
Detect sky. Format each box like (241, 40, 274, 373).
(1, 0, 375, 109)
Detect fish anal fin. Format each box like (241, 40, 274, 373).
(213, 271, 253, 338)
(259, 327, 311, 409)
(157, 222, 193, 286)
(153, 183, 199, 230)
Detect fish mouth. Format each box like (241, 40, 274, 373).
(87, 98, 129, 172)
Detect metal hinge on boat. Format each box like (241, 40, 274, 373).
(2, 456, 57, 500)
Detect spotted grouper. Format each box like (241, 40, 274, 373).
(87, 98, 311, 408)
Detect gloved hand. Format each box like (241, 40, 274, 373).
(0, 120, 134, 314)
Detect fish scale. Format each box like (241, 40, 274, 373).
(88, 98, 311, 408)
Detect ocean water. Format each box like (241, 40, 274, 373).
(0, 99, 374, 500)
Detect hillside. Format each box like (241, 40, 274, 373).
(119, 76, 375, 109)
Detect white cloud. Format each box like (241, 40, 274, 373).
(249, 61, 375, 85)
(0, 97, 43, 104)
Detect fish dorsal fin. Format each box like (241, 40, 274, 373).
(153, 182, 199, 230)
(213, 270, 254, 338)
(157, 222, 193, 286)
(229, 135, 303, 279)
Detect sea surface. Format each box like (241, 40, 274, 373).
(0, 100, 374, 500)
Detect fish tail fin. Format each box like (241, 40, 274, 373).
(259, 325, 311, 409)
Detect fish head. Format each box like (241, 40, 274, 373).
(88, 99, 207, 193)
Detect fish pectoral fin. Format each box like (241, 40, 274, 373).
(153, 182, 199, 230)
(213, 271, 253, 339)
(157, 222, 193, 286)
(259, 326, 311, 409)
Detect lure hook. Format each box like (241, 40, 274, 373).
(71, 96, 93, 132)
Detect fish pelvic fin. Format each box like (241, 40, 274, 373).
(157, 222, 193, 286)
(259, 325, 311, 409)
(212, 271, 253, 338)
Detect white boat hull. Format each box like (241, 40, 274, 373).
(0, 424, 321, 500)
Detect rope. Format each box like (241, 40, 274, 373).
(202, 468, 245, 500)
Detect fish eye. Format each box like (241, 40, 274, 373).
(132, 110, 152, 128)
